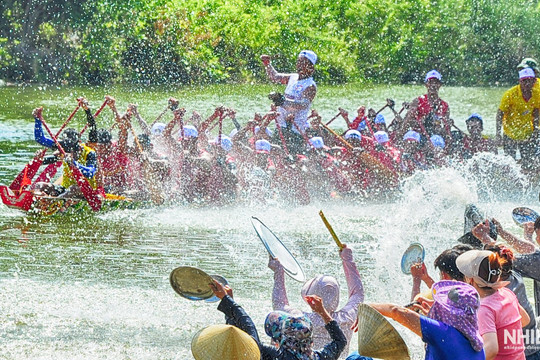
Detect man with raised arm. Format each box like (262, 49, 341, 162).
(261, 50, 318, 153)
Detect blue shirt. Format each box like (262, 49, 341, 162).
(421, 316, 485, 360)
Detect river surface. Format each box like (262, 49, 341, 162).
(0, 84, 538, 359)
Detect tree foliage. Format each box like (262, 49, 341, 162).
(0, 0, 538, 85)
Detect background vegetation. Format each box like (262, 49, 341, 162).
(0, 0, 539, 86)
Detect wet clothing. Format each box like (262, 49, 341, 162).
(421, 316, 485, 360)
(34, 118, 97, 188)
(478, 287, 525, 359)
(217, 295, 346, 360)
(272, 248, 364, 357)
(278, 74, 316, 134)
(415, 94, 450, 137)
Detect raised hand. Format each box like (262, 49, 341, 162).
(32, 107, 43, 119)
(105, 95, 116, 108)
(209, 278, 228, 299)
(260, 54, 271, 66)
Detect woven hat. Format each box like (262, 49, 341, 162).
(356, 304, 410, 360)
(191, 324, 260, 360)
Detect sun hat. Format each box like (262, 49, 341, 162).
(299, 50, 317, 65)
(456, 250, 509, 289)
(430, 134, 445, 148)
(280, 314, 315, 357)
(255, 139, 271, 153)
(374, 131, 390, 144)
(179, 125, 198, 139)
(301, 275, 340, 312)
(374, 113, 386, 124)
(191, 324, 260, 360)
(264, 311, 290, 343)
(517, 58, 539, 72)
(309, 136, 325, 149)
(519, 68, 536, 80)
(425, 70, 442, 83)
(344, 129, 362, 141)
(403, 130, 420, 142)
(428, 280, 483, 351)
(213, 135, 233, 152)
(151, 122, 166, 136)
(356, 303, 410, 360)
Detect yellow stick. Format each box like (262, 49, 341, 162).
(319, 210, 344, 249)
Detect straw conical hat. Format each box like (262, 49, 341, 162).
(357, 304, 410, 360)
(191, 324, 260, 360)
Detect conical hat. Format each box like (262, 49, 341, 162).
(357, 304, 410, 360)
(191, 324, 260, 360)
(169, 266, 214, 300)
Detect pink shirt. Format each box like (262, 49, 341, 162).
(478, 287, 525, 360)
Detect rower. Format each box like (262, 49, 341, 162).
(401, 70, 453, 151)
(462, 113, 497, 158)
(32, 107, 98, 198)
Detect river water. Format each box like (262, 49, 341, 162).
(0, 84, 538, 359)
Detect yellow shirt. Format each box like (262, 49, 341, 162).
(62, 144, 97, 189)
(499, 82, 540, 141)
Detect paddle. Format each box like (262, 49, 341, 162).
(318, 210, 344, 249)
(9, 103, 81, 192)
(321, 122, 397, 181)
(325, 111, 342, 126)
(38, 114, 103, 211)
(126, 122, 165, 205)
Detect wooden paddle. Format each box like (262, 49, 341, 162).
(321, 122, 397, 181)
(9, 104, 81, 192)
(38, 114, 103, 211)
(319, 210, 344, 249)
(126, 122, 165, 205)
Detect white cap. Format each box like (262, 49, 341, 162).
(255, 139, 271, 153)
(213, 135, 233, 152)
(456, 250, 509, 289)
(229, 128, 238, 138)
(430, 134, 445, 148)
(309, 137, 325, 149)
(425, 70, 442, 82)
(519, 68, 536, 80)
(403, 130, 421, 142)
(151, 122, 166, 136)
(374, 131, 390, 144)
(299, 50, 317, 65)
(344, 129, 362, 140)
(374, 113, 386, 124)
(179, 125, 198, 139)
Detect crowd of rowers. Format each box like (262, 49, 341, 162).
(192, 204, 540, 360)
(28, 52, 539, 204)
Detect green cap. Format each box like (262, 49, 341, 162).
(517, 58, 539, 72)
